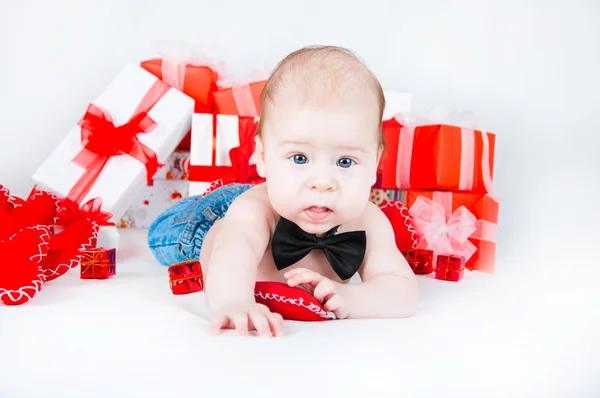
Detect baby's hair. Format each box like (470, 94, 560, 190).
(256, 45, 386, 151)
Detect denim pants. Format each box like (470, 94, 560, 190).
(147, 183, 254, 266)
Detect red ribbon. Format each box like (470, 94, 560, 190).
(189, 115, 265, 185)
(57, 197, 115, 227)
(66, 80, 169, 205)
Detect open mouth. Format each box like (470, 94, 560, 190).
(304, 206, 333, 222)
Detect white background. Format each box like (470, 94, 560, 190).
(1, 0, 599, 396)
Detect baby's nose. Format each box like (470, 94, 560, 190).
(308, 171, 336, 192)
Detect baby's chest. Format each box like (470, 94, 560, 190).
(256, 245, 342, 283)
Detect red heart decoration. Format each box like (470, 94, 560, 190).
(43, 218, 99, 281)
(380, 200, 419, 252)
(254, 281, 335, 322)
(0, 185, 60, 241)
(0, 225, 51, 305)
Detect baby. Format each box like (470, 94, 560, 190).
(148, 45, 418, 337)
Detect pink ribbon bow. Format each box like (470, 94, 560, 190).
(408, 196, 478, 262)
(161, 58, 187, 91)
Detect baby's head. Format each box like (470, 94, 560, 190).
(255, 45, 385, 235)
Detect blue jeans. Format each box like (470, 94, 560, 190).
(147, 183, 254, 266)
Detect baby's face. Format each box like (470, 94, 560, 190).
(257, 102, 381, 235)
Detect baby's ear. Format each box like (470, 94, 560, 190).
(255, 135, 266, 177)
(372, 146, 384, 185)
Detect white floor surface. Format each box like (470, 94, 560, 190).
(1, 229, 598, 398)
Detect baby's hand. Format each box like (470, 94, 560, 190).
(284, 268, 350, 319)
(210, 302, 284, 337)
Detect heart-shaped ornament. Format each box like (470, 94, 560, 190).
(43, 218, 99, 282)
(254, 281, 335, 322)
(0, 225, 51, 305)
(0, 185, 60, 241)
(380, 200, 420, 252)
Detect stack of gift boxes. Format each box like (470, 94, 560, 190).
(116, 58, 270, 228)
(25, 51, 495, 289)
(369, 116, 499, 281)
(118, 59, 412, 231)
(24, 53, 287, 292)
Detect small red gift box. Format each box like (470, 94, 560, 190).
(212, 81, 266, 117)
(80, 248, 116, 279)
(168, 260, 204, 295)
(380, 117, 496, 194)
(435, 254, 466, 282)
(402, 249, 434, 274)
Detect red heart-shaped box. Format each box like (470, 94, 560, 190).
(379, 200, 420, 252)
(254, 281, 335, 322)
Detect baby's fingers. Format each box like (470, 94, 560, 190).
(249, 310, 272, 337)
(209, 316, 230, 335)
(287, 270, 323, 288)
(232, 312, 249, 336)
(265, 311, 284, 337)
(323, 294, 342, 312)
(313, 278, 336, 303)
(283, 268, 311, 278)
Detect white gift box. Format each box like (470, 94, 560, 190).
(31, 63, 194, 221)
(188, 114, 259, 197)
(152, 149, 190, 180)
(118, 180, 189, 229)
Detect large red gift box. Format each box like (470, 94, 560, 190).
(141, 58, 219, 149)
(212, 81, 265, 117)
(405, 190, 498, 273)
(380, 117, 496, 194)
(140, 58, 218, 112)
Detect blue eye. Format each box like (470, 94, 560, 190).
(337, 158, 354, 168)
(291, 154, 308, 164)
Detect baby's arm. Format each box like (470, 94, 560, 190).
(285, 204, 418, 319)
(204, 194, 283, 336)
(343, 203, 419, 319)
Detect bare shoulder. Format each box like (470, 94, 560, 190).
(352, 201, 413, 281)
(221, 184, 276, 232)
(353, 201, 397, 248)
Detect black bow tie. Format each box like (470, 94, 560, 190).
(271, 217, 366, 281)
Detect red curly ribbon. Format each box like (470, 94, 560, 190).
(66, 80, 169, 205)
(57, 197, 115, 227)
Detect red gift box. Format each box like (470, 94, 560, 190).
(435, 254, 466, 281)
(168, 260, 204, 295)
(213, 81, 265, 117)
(402, 249, 434, 274)
(141, 58, 219, 149)
(406, 190, 498, 273)
(80, 248, 116, 279)
(380, 117, 496, 193)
